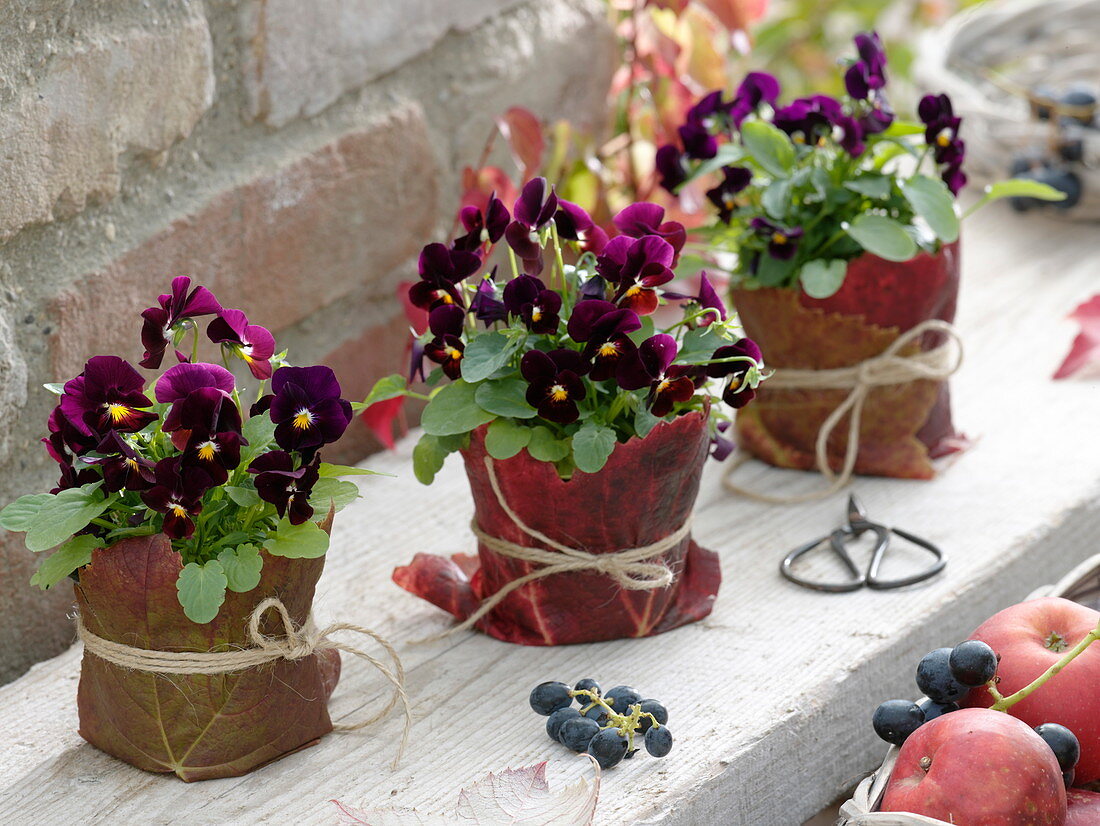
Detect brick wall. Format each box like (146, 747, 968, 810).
(0, 0, 614, 685)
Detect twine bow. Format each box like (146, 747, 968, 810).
(421, 456, 690, 639)
(77, 597, 411, 767)
(723, 319, 964, 504)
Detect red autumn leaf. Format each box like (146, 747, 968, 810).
(460, 165, 519, 213)
(1054, 294, 1100, 379)
(699, 0, 768, 32)
(496, 107, 545, 180)
(397, 280, 428, 336)
(646, 0, 691, 13)
(360, 395, 406, 451)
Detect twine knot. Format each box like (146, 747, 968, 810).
(724, 319, 964, 504)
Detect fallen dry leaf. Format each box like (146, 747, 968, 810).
(1054, 294, 1100, 379)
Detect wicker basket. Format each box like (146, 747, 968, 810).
(915, 0, 1100, 221)
(837, 553, 1100, 825)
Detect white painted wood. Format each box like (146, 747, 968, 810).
(0, 203, 1098, 826)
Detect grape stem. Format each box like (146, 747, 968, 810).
(571, 689, 660, 753)
(990, 619, 1100, 712)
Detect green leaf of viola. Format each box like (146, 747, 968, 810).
(29, 534, 100, 590)
(844, 175, 892, 200)
(526, 426, 570, 463)
(176, 560, 228, 624)
(359, 374, 408, 409)
(761, 178, 792, 219)
(678, 326, 723, 364)
(686, 143, 747, 181)
(475, 378, 538, 419)
(263, 517, 329, 559)
(627, 314, 657, 346)
(881, 120, 925, 137)
(25, 485, 113, 553)
(634, 406, 663, 440)
(317, 463, 388, 477)
(902, 175, 960, 243)
(42, 382, 66, 395)
(571, 423, 617, 474)
(845, 214, 917, 262)
(224, 485, 262, 508)
(412, 433, 449, 485)
(740, 120, 795, 177)
(755, 252, 798, 287)
(421, 379, 496, 437)
(240, 415, 278, 467)
(0, 493, 55, 532)
(217, 544, 263, 593)
(308, 477, 360, 513)
(984, 178, 1067, 202)
(799, 259, 848, 299)
(484, 418, 532, 460)
(460, 332, 521, 383)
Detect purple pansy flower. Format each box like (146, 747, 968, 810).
(249, 451, 320, 525)
(677, 121, 718, 161)
(595, 234, 676, 316)
(773, 95, 842, 144)
(686, 90, 730, 130)
(156, 363, 239, 434)
(269, 365, 353, 455)
(729, 71, 781, 126)
(140, 457, 216, 539)
(554, 200, 608, 254)
(566, 299, 642, 380)
(616, 334, 696, 417)
(836, 115, 866, 157)
(139, 276, 221, 369)
(207, 309, 277, 380)
(408, 243, 482, 311)
(469, 272, 508, 324)
(919, 93, 967, 193)
(711, 420, 736, 461)
(505, 177, 559, 274)
(612, 203, 687, 266)
(520, 349, 588, 424)
(750, 217, 803, 260)
(656, 144, 688, 193)
(155, 362, 235, 405)
(43, 404, 100, 464)
(705, 166, 753, 222)
(60, 356, 157, 437)
(844, 32, 887, 99)
(696, 273, 728, 326)
(503, 275, 562, 334)
(707, 338, 762, 409)
(452, 192, 510, 252)
(423, 304, 467, 380)
(89, 433, 155, 493)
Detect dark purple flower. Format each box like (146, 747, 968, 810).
(424, 304, 467, 380)
(656, 144, 688, 193)
(269, 365, 353, 455)
(249, 451, 320, 525)
(502, 275, 561, 334)
(858, 93, 895, 135)
(60, 356, 157, 437)
(566, 299, 642, 380)
(160, 372, 242, 436)
(89, 432, 155, 493)
(141, 457, 216, 539)
(705, 166, 753, 222)
(612, 203, 687, 266)
(580, 277, 609, 302)
(750, 217, 803, 260)
(207, 309, 276, 380)
(677, 122, 718, 161)
(943, 161, 967, 196)
(505, 178, 559, 274)
(140, 277, 221, 369)
(686, 90, 731, 130)
(408, 243, 482, 310)
(729, 72, 781, 126)
(616, 334, 695, 416)
(555, 200, 608, 254)
(520, 349, 588, 424)
(155, 362, 235, 406)
(453, 192, 510, 252)
(706, 338, 762, 409)
(836, 115, 866, 157)
(52, 462, 100, 494)
(844, 32, 887, 99)
(409, 339, 427, 384)
(773, 95, 842, 144)
(711, 420, 735, 461)
(596, 235, 675, 315)
(43, 405, 99, 464)
(919, 93, 966, 192)
(469, 273, 508, 324)
(183, 428, 243, 486)
(696, 273, 728, 325)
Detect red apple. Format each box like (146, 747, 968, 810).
(880, 707, 1066, 824)
(963, 597, 1100, 783)
(1067, 789, 1100, 826)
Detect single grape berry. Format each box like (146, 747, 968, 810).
(1064, 769, 1075, 789)
(916, 648, 969, 704)
(949, 641, 998, 687)
(1035, 723, 1081, 772)
(873, 700, 925, 746)
(530, 681, 573, 716)
(546, 707, 580, 742)
(917, 698, 958, 723)
(588, 728, 629, 768)
(605, 685, 642, 714)
(637, 699, 668, 733)
(575, 678, 601, 698)
(582, 705, 609, 724)
(559, 716, 601, 752)
(645, 725, 673, 758)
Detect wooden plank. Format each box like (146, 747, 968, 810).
(1, 203, 1099, 825)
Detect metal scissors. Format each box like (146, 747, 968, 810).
(780, 495, 946, 593)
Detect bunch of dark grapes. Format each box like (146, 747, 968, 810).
(871, 639, 1080, 787)
(529, 679, 672, 769)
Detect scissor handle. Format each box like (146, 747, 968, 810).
(865, 525, 947, 590)
(780, 529, 869, 593)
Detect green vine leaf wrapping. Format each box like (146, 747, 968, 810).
(740, 120, 795, 177)
(176, 560, 228, 623)
(308, 477, 360, 513)
(800, 259, 848, 299)
(421, 380, 495, 436)
(572, 423, 617, 474)
(217, 544, 263, 593)
(844, 213, 917, 262)
(902, 175, 959, 243)
(475, 378, 538, 418)
(29, 534, 101, 590)
(24, 485, 113, 553)
(263, 518, 329, 559)
(484, 418, 532, 460)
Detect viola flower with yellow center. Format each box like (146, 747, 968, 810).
(59, 355, 157, 437)
(504, 177, 559, 275)
(616, 334, 698, 417)
(207, 308, 276, 380)
(424, 304, 467, 380)
(918, 93, 967, 195)
(408, 243, 482, 310)
(706, 339, 763, 409)
(705, 166, 752, 224)
(750, 217, 804, 261)
(249, 450, 320, 525)
(520, 349, 588, 425)
(140, 457, 215, 540)
(503, 274, 561, 334)
(595, 234, 675, 316)
(554, 199, 608, 255)
(566, 299, 642, 381)
(88, 433, 155, 493)
(452, 191, 510, 253)
(139, 276, 221, 369)
(269, 365, 353, 456)
(612, 203, 687, 268)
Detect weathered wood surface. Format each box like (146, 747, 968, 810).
(1, 204, 1098, 825)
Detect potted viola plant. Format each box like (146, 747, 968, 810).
(0, 278, 373, 781)
(363, 178, 766, 646)
(657, 32, 1063, 483)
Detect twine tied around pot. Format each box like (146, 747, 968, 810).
(420, 456, 690, 640)
(77, 597, 411, 767)
(723, 319, 964, 504)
